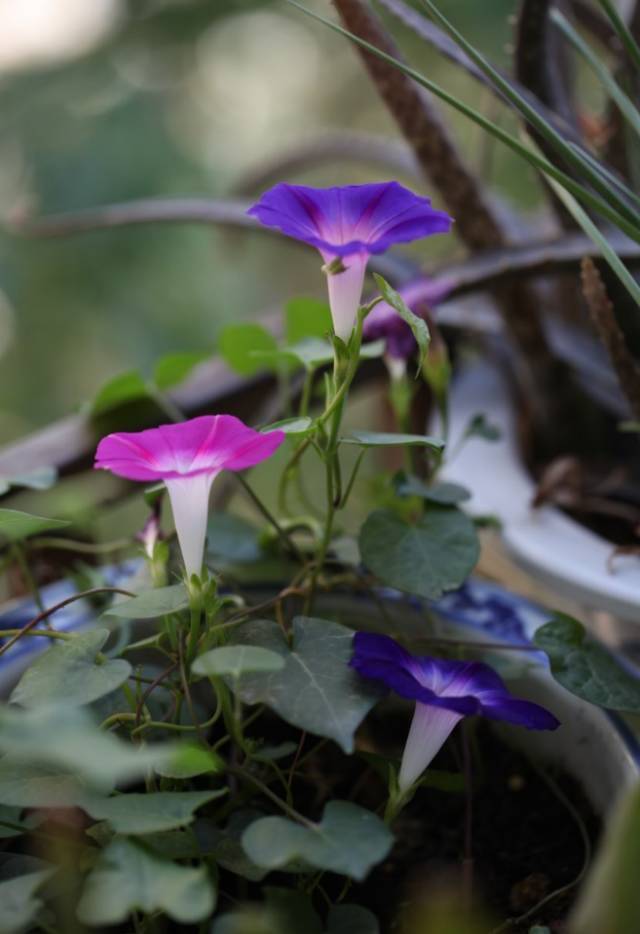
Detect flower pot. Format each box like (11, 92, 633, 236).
(1, 567, 637, 820)
(439, 360, 640, 632)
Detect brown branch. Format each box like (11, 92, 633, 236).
(332, 0, 504, 250)
(580, 256, 640, 419)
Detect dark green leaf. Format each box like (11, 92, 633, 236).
(285, 297, 332, 343)
(533, 614, 640, 711)
(153, 352, 209, 390)
(341, 431, 444, 451)
(0, 868, 53, 934)
(219, 323, 278, 375)
(80, 790, 224, 835)
(91, 371, 149, 415)
(231, 618, 383, 753)
(327, 904, 380, 933)
(359, 508, 479, 599)
(193, 645, 285, 679)
(242, 800, 393, 880)
(463, 413, 501, 442)
(10, 629, 131, 709)
(77, 839, 215, 925)
(395, 474, 470, 505)
(196, 812, 269, 882)
(0, 508, 69, 543)
(373, 274, 430, 373)
(106, 584, 189, 619)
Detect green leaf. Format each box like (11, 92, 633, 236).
(219, 323, 278, 375)
(231, 618, 383, 753)
(196, 812, 269, 882)
(463, 413, 501, 442)
(0, 467, 58, 497)
(207, 514, 261, 564)
(193, 645, 285, 679)
(570, 781, 640, 934)
(359, 507, 479, 599)
(533, 614, 640, 711)
(155, 744, 225, 780)
(285, 297, 332, 343)
(242, 800, 393, 880)
(212, 889, 320, 934)
(10, 629, 131, 709)
(0, 760, 95, 808)
(0, 869, 53, 934)
(80, 789, 224, 835)
(77, 838, 215, 926)
(0, 706, 176, 789)
(395, 474, 470, 505)
(153, 352, 209, 390)
(261, 416, 314, 437)
(341, 431, 444, 450)
(106, 584, 189, 619)
(0, 508, 70, 544)
(327, 905, 380, 934)
(373, 274, 430, 373)
(91, 370, 149, 415)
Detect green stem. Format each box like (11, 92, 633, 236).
(235, 473, 304, 564)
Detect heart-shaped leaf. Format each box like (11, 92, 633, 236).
(242, 801, 393, 880)
(230, 618, 383, 753)
(359, 507, 479, 599)
(77, 839, 215, 926)
(219, 323, 278, 375)
(91, 370, 149, 415)
(193, 645, 285, 679)
(285, 297, 332, 343)
(153, 352, 209, 390)
(534, 614, 640, 711)
(107, 584, 189, 619)
(10, 629, 131, 709)
(80, 789, 225, 835)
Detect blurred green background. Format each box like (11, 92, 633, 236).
(0, 0, 528, 444)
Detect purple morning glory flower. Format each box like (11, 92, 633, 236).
(351, 632, 559, 792)
(362, 276, 454, 361)
(248, 182, 452, 342)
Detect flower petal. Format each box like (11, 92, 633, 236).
(95, 416, 284, 482)
(398, 702, 463, 792)
(248, 182, 452, 257)
(166, 473, 214, 578)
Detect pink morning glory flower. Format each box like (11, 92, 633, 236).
(351, 632, 559, 793)
(95, 416, 285, 579)
(248, 182, 452, 342)
(362, 276, 454, 362)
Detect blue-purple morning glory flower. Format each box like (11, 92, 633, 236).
(351, 632, 559, 792)
(248, 182, 452, 342)
(362, 276, 454, 363)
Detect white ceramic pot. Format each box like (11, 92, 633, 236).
(439, 361, 640, 626)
